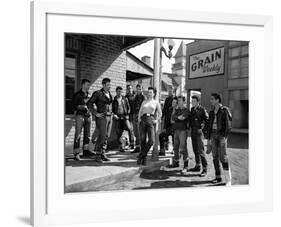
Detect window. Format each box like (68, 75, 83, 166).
(241, 56, 249, 77)
(228, 43, 249, 79)
(241, 45, 249, 55)
(230, 59, 240, 78)
(229, 47, 240, 57)
(65, 53, 78, 114)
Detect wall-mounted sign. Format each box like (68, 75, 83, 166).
(189, 47, 224, 79)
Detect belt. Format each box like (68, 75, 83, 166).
(117, 114, 129, 119)
(142, 113, 153, 117)
(191, 126, 201, 130)
(97, 112, 112, 116)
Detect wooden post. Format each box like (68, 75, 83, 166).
(152, 38, 161, 161)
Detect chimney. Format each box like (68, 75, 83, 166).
(141, 56, 151, 67)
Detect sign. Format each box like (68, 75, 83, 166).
(189, 47, 224, 79)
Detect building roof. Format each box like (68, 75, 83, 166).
(161, 72, 179, 92)
(126, 51, 153, 71)
(122, 37, 152, 50)
(126, 51, 179, 91)
(126, 51, 153, 81)
(174, 41, 186, 58)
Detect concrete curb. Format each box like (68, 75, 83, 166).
(140, 159, 170, 173)
(65, 158, 171, 193)
(65, 167, 141, 193)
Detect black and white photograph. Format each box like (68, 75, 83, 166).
(64, 34, 249, 193)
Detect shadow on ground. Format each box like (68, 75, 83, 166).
(133, 169, 226, 189)
(66, 151, 139, 168)
(140, 170, 202, 180)
(66, 159, 138, 168)
(133, 179, 225, 189)
(227, 132, 248, 149)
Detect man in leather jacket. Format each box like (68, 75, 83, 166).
(72, 79, 93, 161)
(189, 95, 209, 176)
(206, 93, 232, 186)
(112, 86, 135, 152)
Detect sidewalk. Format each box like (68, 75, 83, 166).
(65, 150, 172, 193)
(65, 136, 249, 192)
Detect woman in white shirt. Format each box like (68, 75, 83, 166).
(137, 87, 162, 165)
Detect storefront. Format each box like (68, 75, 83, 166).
(64, 34, 150, 154)
(185, 40, 249, 129)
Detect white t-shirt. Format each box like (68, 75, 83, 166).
(139, 99, 162, 119)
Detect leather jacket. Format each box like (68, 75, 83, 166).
(72, 89, 91, 117)
(206, 105, 231, 139)
(190, 105, 209, 132)
(87, 88, 113, 114)
(112, 95, 131, 116)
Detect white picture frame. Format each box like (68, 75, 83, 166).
(31, 1, 273, 226)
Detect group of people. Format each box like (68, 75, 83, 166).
(71, 77, 232, 185)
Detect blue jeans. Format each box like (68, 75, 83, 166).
(210, 132, 229, 178)
(139, 115, 155, 158)
(159, 129, 174, 150)
(133, 113, 141, 147)
(95, 115, 112, 154)
(73, 115, 91, 155)
(173, 129, 188, 161)
(114, 117, 135, 147)
(191, 129, 207, 169)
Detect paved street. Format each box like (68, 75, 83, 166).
(65, 133, 248, 193)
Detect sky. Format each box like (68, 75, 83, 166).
(128, 38, 194, 73)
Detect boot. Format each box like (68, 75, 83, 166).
(183, 160, 189, 170)
(224, 168, 232, 186)
(159, 148, 165, 156)
(83, 150, 96, 158)
(211, 177, 222, 184)
(95, 154, 103, 163)
(137, 155, 147, 166)
(200, 168, 207, 177)
(137, 156, 142, 165)
(101, 153, 110, 161)
(74, 154, 81, 161)
(119, 145, 126, 153)
(189, 165, 201, 172)
(129, 144, 135, 150)
(131, 146, 140, 154)
(164, 142, 169, 151)
(141, 156, 147, 166)
(137, 153, 144, 165)
(168, 160, 179, 168)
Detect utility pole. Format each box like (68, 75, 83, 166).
(152, 38, 161, 161)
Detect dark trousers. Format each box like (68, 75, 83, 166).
(139, 115, 155, 158)
(91, 126, 108, 152)
(159, 129, 174, 150)
(210, 132, 229, 178)
(132, 113, 141, 147)
(173, 129, 188, 161)
(115, 116, 135, 147)
(95, 115, 112, 154)
(191, 129, 208, 169)
(128, 114, 135, 147)
(73, 115, 91, 155)
(91, 127, 99, 151)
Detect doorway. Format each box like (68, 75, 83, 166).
(189, 89, 201, 110)
(65, 52, 79, 115)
